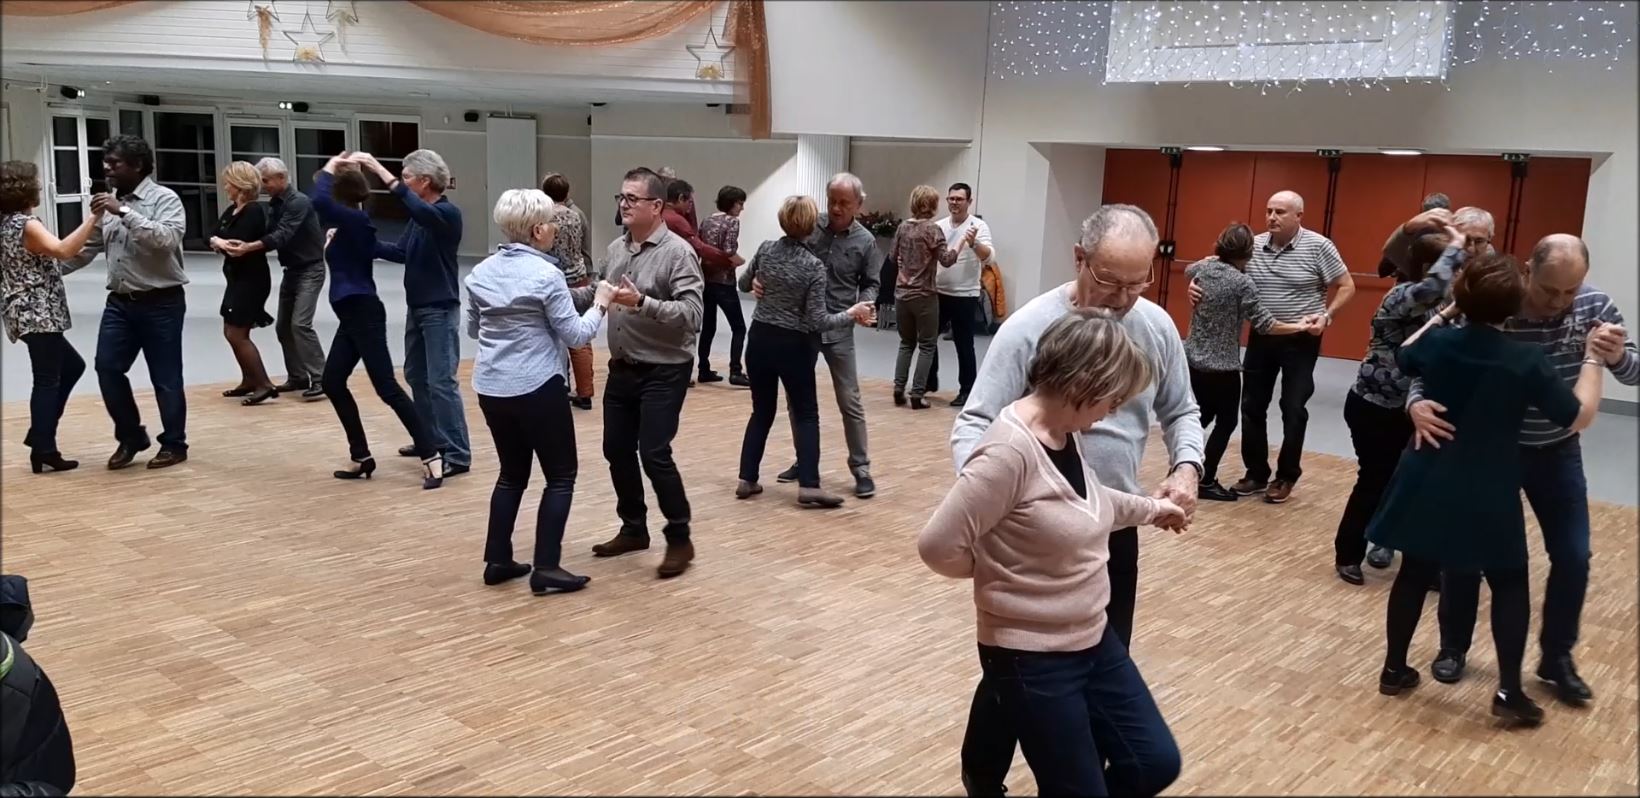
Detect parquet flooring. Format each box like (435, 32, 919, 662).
(1, 360, 1635, 796)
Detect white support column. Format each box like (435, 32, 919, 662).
(795, 133, 849, 201)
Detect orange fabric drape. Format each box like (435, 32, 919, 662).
(724, 0, 771, 139)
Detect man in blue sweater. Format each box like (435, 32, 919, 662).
(352, 150, 472, 476)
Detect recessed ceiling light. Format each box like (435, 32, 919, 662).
(1379, 148, 1425, 156)
(1185, 145, 1227, 152)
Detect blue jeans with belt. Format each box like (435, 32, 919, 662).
(965, 626, 1180, 797)
(95, 288, 187, 452)
(404, 302, 471, 467)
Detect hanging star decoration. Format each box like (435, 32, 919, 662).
(282, 8, 337, 64)
(246, 0, 280, 59)
(686, 26, 735, 80)
(325, 0, 359, 51)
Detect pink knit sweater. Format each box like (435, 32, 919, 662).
(918, 405, 1162, 652)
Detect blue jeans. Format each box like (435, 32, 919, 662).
(404, 303, 471, 466)
(21, 332, 86, 455)
(1439, 436, 1590, 660)
(966, 627, 1180, 797)
(95, 290, 187, 451)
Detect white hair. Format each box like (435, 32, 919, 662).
(1079, 204, 1158, 257)
(402, 149, 451, 192)
(493, 189, 555, 244)
(253, 157, 288, 177)
(827, 172, 866, 202)
(1453, 206, 1495, 236)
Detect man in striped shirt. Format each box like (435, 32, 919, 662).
(1227, 190, 1354, 504)
(1408, 233, 1638, 704)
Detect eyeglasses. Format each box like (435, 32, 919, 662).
(616, 193, 660, 206)
(1086, 263, 1155, 294)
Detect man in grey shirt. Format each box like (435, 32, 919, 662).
(573, 167, 705, 580)
(950, 204, 1204, 796)
(64, 135, 190, 471)
(754, 172, 883, 498)
(239, 157, 327, 399)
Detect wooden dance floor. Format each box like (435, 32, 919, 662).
(2, 363, 1635, 796)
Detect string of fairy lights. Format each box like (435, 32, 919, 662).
(991, 0, 1635, 90)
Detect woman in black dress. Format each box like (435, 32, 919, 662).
(1367, 254, 1606, 725)
(209, 161, 277, 405)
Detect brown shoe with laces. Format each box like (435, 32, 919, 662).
(1264, 479, 1293, 504)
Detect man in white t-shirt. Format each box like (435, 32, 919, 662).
(932, 182, 994, 407)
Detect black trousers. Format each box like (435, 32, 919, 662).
(931, 294, 982, 396)
(738, 322, 822, 487)
(961, 526, 1141, 789)
(603, 359, 693, 542)
(1334, 391, 1414, 566)
(698, 282, 746, 375)
(1188, 367, 1240, 483)
(478, 376, 577, 570)
(1386, 555, 1528, 691)
(21, 332, 86, 455)
(1239, 332, 1321, 484)
(322, 294, 434, 461)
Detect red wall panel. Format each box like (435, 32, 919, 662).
(1247, 153, 1332, 233)
(1323, 153, 1430, 361)
(1101, 148, 1173, 227)
(1174, 151, 1258, 263)
(1509, 157, 1590, 259)
(1422, 155, 1514, 242)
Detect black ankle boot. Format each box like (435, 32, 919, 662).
(1492, 688, 1545, 726)
(1379, 665, 1420, 696)
(30, 452, 79, 474)
(1536, 654, 1593, 705)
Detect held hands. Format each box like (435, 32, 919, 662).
(1404, 207, 1454, 234)
(1408, 398, 1456, 450)
(1152, 498, 1189, 534)
(347, 152, 395, 182)
(1297, 313, 1328, 335)
(89, 193, 120, 216)
(593, 280, 617, 310)
(1587, 321, 1627, 365)
(1152, 466, 1199, 522)
(602, 275, 641, 308)
(846, 301, 876, 327)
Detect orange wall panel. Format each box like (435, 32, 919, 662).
(1509, 157, 1590, 259)
(1330, 153, 1429, 277)
(1101, 148, 1173, 228)
(1422, 155, 1514, 241)
(1247, 153, 1331, 232)
(1174, 151, 1258, 263)
(1322, 275, 1392, 361)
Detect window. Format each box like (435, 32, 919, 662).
(293, 125, 346, 195)
(152, 111, 217, 250)
(228, 123, 282, 168)
(356, 118, 419, 243)
(49, 113, 111, 237)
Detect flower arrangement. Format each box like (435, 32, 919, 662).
(857, 210, 903, 239)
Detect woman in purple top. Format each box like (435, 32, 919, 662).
(310, 154, 441, 490)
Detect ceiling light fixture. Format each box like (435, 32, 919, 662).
(1379, 147, 1426, 156)
(58, 85, 85, 99)
(278, 101, 294, 110)
(1185, 145, 1227, 152)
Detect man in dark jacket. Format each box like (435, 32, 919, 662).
(238, 157, 328, 399)
(1, 576, 74, 796)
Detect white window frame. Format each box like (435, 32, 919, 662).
(43, 105, 113, 236)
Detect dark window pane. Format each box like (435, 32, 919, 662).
(156, 151, 218, 185)
(154, 112, 215, 150)
(52, 117, 78, 148)
(365, 191, 409, 243)
(358, 121, 417, 159)
(86, 148, 106, 187)
(171, 186, 216, 251)
(85, 118, 110, 148)
(295, 127, 345, 156)
(53, 149, 81, 194)
(294, 156, 328, 193)
(119, 109, 144, 137)
(230, 125, 281, 154)
(55, 202, 84, 238)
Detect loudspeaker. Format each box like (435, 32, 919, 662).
(463, 110, 480, 123)
(140, 95, 161, 106)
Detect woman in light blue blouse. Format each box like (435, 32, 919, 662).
(465, 189, 614, 596)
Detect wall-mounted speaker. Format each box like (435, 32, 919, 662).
(463, 110, 480, 123)
(140, 94, 161, 106)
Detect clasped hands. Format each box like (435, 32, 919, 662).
(749, 276, 876, 327)
(594, 276, 642, 310)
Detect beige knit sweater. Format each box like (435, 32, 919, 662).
(919, 404, 1162, 652)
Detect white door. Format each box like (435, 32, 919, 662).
(47, 113, 112, 236)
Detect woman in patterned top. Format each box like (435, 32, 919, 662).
(1, 160, 102, 474)
(540, 173, 598, 410)
(735, 195, 874, 508)
(1182, 223, 1309, 501)
(1332, 219, 1460, 585)
(697, 185, 749, 386)
(893, 185, 966, 408)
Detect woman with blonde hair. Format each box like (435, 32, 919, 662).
(466, 188, 615, 594)
(920, 308, 1185, 797)
(209, 161, 277, 405)
(893, 184, 966, 408)
(1, 160, 101, 473)
(735, 195, 874, 507)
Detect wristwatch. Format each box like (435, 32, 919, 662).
(1168, 461, 1203, 481)
(115, 205, 131, 217)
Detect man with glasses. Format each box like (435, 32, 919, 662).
(572, 168, 705, 579)
(931, 182, 994, 407)
(950, 203, 1202, 796)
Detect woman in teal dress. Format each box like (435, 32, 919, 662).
(1367, 253, 1605, 726)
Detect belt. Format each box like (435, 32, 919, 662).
(110, 285, 184, 303)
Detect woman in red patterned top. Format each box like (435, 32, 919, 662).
(893, 185, 967, 408)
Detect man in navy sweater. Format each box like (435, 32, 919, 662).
(352, 150, 472, 477)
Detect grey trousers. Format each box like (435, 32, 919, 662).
(818, 332, 871, 477)
(894, 294, 939, 398)
(276, 265, 327, 385)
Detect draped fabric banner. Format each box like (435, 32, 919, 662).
(0, 0, 772, 138)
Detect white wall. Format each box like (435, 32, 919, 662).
(766, 0, 989, 140)
(974, 57, 1640, 400)
(848, 140, 977, 218)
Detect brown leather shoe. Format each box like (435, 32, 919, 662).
(1229, 477, 1267, 496)
(592, 532, 650, 558)
(147, 449, 188, 469)
(107, 442, 148, 470)
(657, 541, 694, 578)
(1264, 479, 1293, 504)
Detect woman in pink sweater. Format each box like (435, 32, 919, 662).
(919, 308, 1186, 797)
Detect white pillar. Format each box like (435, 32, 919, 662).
(795, 134, 849, 201)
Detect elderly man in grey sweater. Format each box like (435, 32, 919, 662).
(950, 203, 1204, 798)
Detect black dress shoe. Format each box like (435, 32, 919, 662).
(398, 444, 419, 458)
(893, 390, 907, 406)
(572, 396, 594, 411)
(147, 449, 187, 469)
(274, 378, 310, 393)
(1536, 654, 1594, 705)
(107, 442, 151, 470)
(1366, 545, 1395, 569)
(1336, 564, 1364, 586)
(698, 370, 724, 384)
(853, 475, 876, 499)
(302, 385, 326, 401)
(530, 568, 590, 595)
(776, 465, 799, 484)
(241, 386, 279, 406)
(1199, 480, 1238, 502)
(1431, 649, 1467, 684)
(1492, 688, 1545, 726)
(1379, 665, 1421, 696)
(483, 562, 532, 586)
(443, 462, 471, 478)
(948, 393, 969, 407)
(910, 397, 929, 410)
(728, 371, 750, 387)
